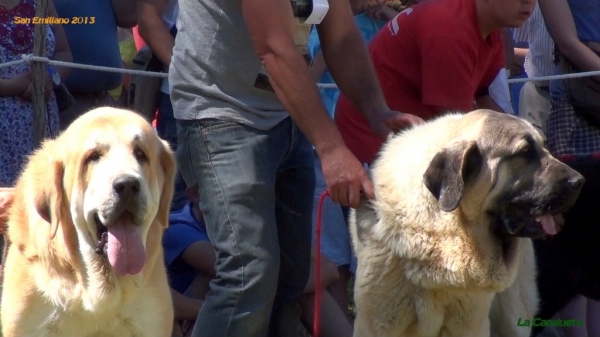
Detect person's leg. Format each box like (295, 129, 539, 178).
(304, 250, 340, 295)
(518, 82, 551, 137)
(328, 264, 351, 314)
(269, 120, 315, 336)
(300, 253, 352, 337)
(557, 295, 588, 337)
(311, 151, 353, 315)
(300, 291, 353, 337)
(586, 299, 600, 337)
(175, 275, 214, 337)
(177, 118, 290, 337)
(157, 92, 188, 211)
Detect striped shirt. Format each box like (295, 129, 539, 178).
(513, 4, 554, 86)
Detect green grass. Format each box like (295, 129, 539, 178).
(348, 275, 356, 319)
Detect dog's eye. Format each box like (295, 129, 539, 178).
(518, 144, 536, 158)
(85, 151, 101, 165)
(134, 147, 148, 162)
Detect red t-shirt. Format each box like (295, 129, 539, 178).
(335, 0, 505, 164)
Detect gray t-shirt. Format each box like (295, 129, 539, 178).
(169, 0, 288, 130)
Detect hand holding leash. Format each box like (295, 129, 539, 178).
(320, 146, 374, 208)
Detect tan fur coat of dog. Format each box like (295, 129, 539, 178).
(1, 108, 176, 337)
(350, 110, 583, 337)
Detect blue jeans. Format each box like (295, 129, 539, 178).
(157, 91, 188, 211)
(177, 117, 315, 337)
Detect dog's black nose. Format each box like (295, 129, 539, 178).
(113, 175, 141, 197)
(567, 175, 585, 190)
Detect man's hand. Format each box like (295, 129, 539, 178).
(319, 146, 373, 208)
(367, 109, 424, 140)
(365, 4, 399, 22)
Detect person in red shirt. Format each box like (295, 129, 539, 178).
(335, 0, 536, 164)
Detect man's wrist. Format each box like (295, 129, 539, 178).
(363, 102, 391, 125)
(312, 128, 346, 157)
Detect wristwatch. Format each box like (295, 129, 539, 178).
(46, 66, 61, 87)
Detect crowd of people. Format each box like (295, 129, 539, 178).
(1, 0, 600, 336)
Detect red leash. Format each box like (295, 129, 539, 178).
(313, 190, 329, 337)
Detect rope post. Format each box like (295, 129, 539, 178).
(32, 0, 49, 147)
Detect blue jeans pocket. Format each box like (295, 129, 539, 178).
(199, 119, 239, 135)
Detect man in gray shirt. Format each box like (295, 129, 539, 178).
(170, 0, 422, 335)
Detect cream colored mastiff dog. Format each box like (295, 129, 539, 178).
(350, 110, 584, 337)
(1, 108, 176, 337)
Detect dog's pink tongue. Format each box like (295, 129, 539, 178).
(539, 214, 557, 235)
(107, 212, 146, 276)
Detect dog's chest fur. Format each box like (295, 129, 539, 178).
(1, 247, 170, 337)
(20, 281, 165, 337)
(410, 287, 494, 337)
(354, 248, 495, 337)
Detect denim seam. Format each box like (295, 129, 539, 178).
(278, 118, 295, 167)
(197, 120, 244, 334)
(182, 128, 198, 190)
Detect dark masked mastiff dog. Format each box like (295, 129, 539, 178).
(349, 110, 584, 337)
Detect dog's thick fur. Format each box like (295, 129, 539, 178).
(350, 110, 584, 337)
(1, 108, 176, 336)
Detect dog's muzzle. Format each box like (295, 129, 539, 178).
(98, 173, 146, 276)
(494, 172, 585, 239)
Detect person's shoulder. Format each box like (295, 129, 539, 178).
(415, 0, 475, 35)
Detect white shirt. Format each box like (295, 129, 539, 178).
(513, 4, 554, 86)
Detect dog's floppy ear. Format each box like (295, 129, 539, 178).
(423, 140, 482, 212)
(156, 139, 176, 228)
(33, 144, 68, 239)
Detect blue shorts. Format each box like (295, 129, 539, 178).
(163, 202, 210, 293)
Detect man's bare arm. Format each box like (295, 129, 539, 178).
(111, 0, 137, 28)
(317, 0, 422, 137)
(240, 0, 373, 207)
(138, 0, 175, 66)
(316, 0, 387, 117)
(539, 0, 600, 82)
